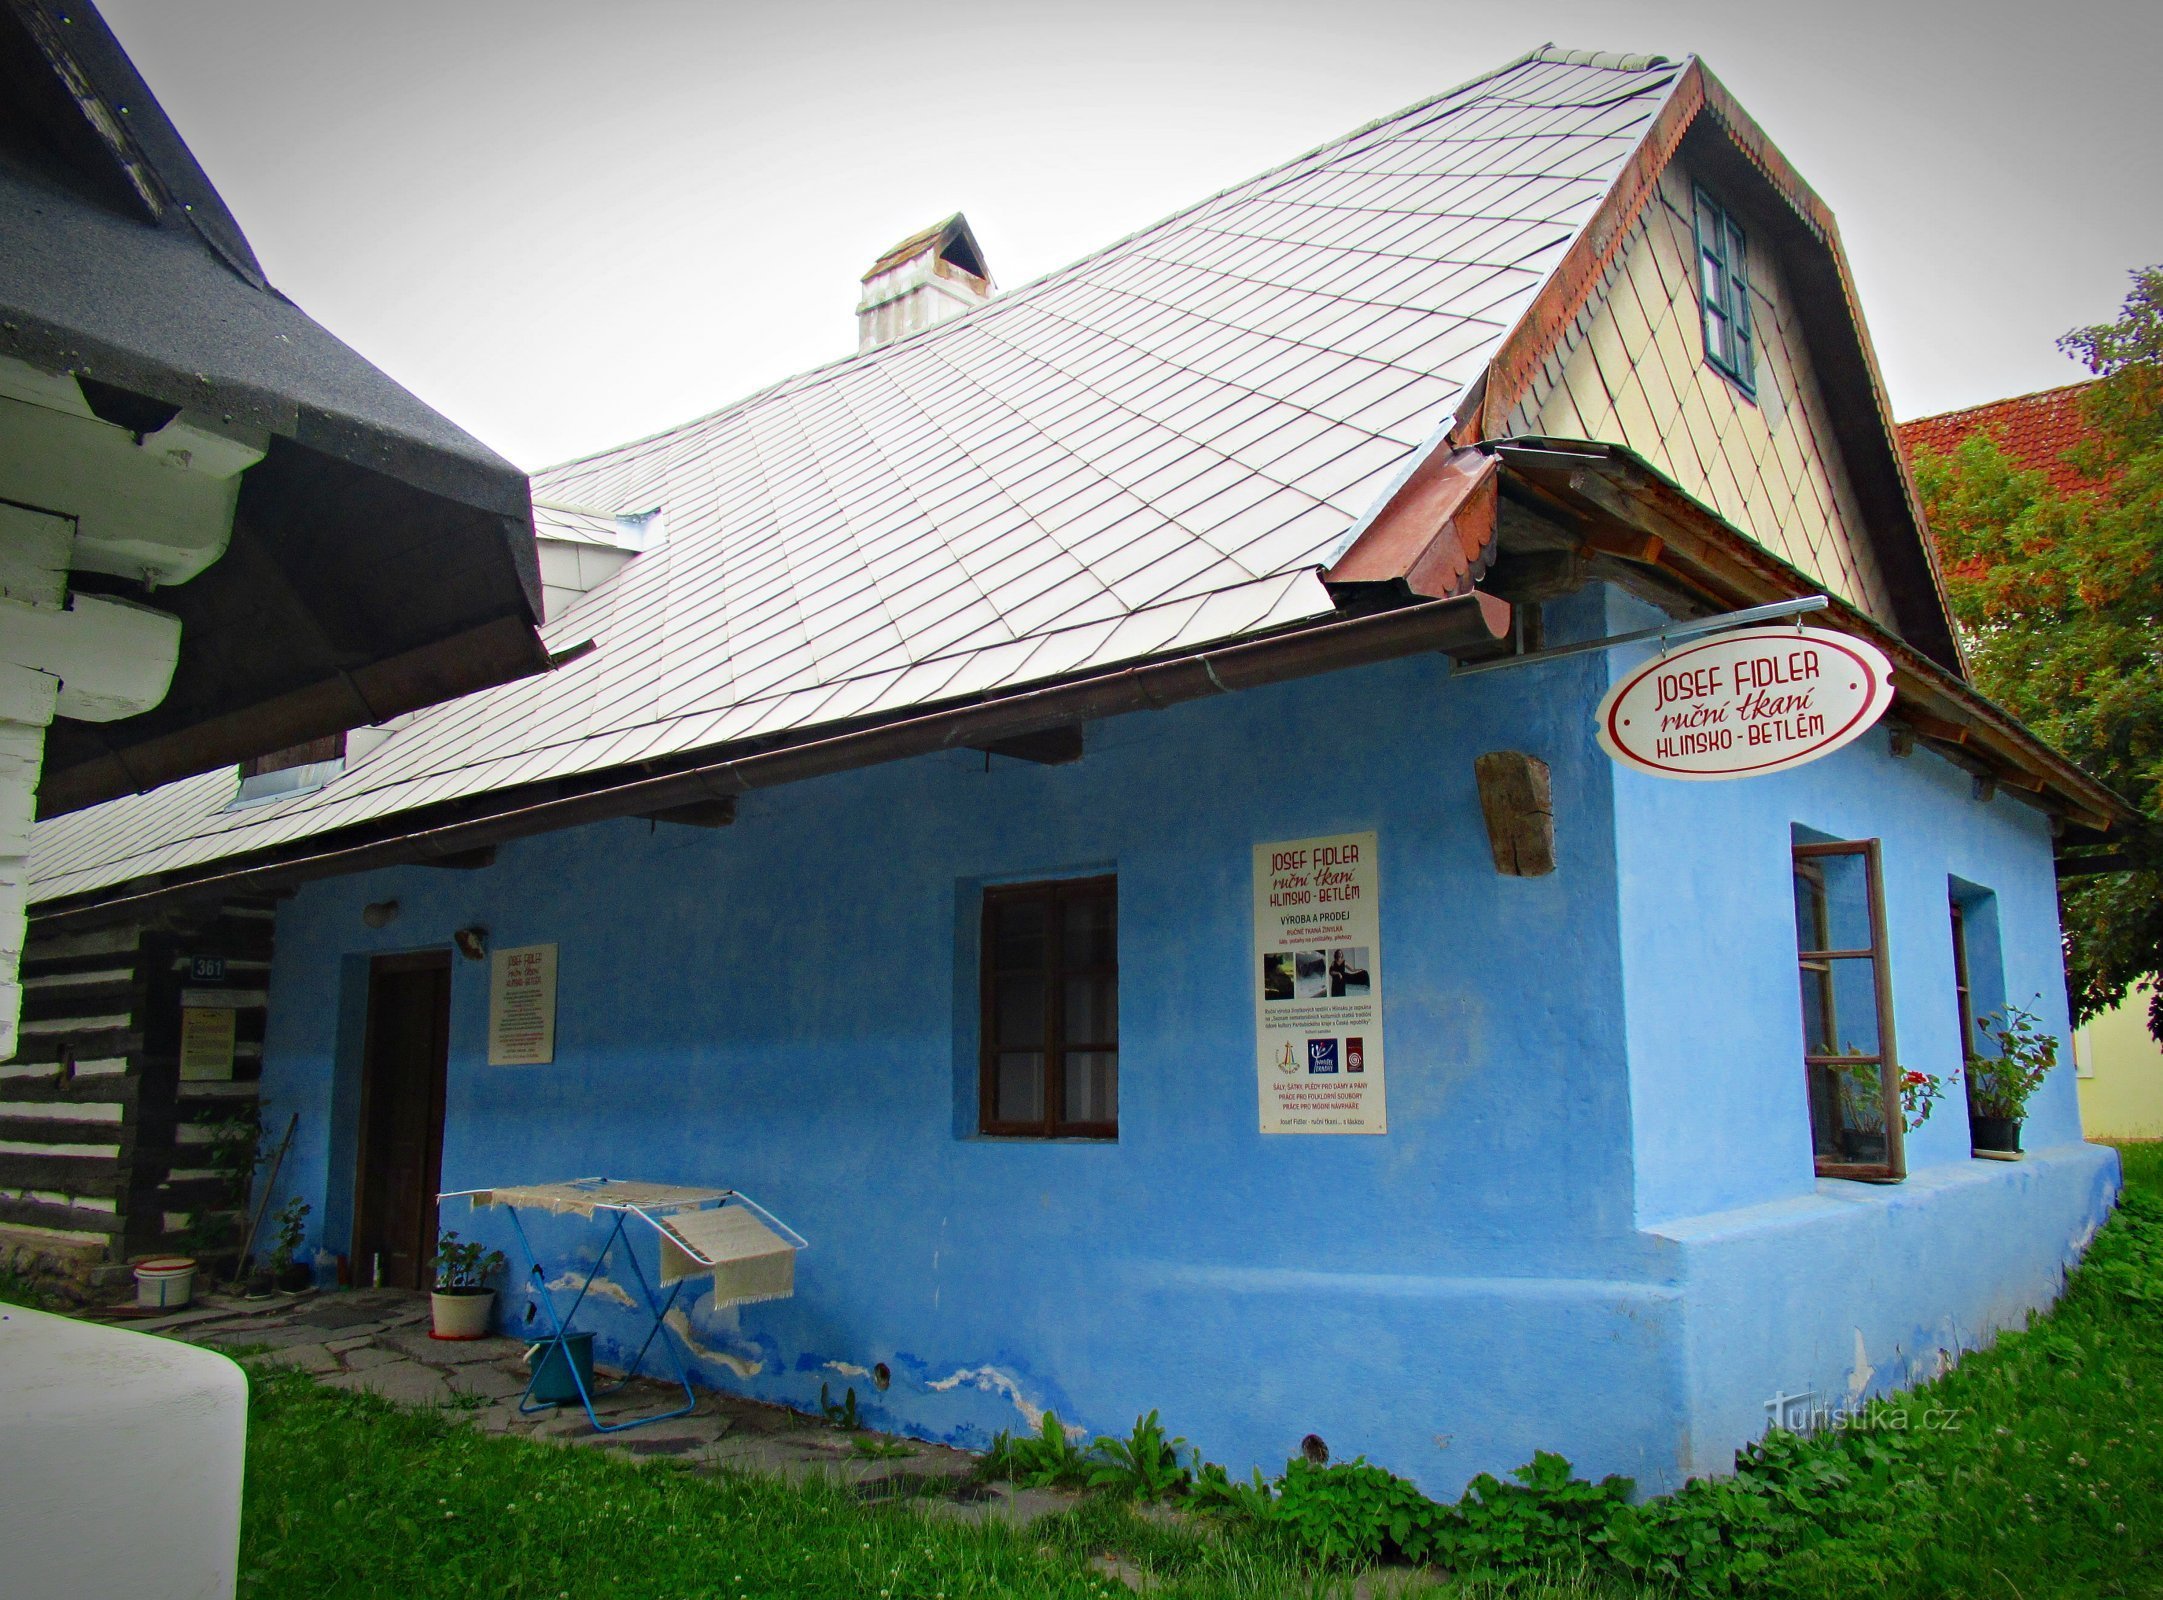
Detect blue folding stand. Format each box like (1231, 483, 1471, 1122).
(438, 1179, 802, 1436)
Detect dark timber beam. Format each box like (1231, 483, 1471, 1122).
(973, 727, 1083, 765)
(418, 846, 497, 870)
(32, 590, 1514, 933)
(640, 798, 738, 829)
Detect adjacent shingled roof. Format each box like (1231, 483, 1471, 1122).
(1898, 381, 2108, 500)
(31, 44, 1690, 906)
(3, 0, 548, 818)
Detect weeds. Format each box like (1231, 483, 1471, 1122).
(0, 1266, 52, 1309)
(995, 1148, 2163, 1598)
(1088, 1410, 1191, 1502)
(850, 1435, 914, 1460)
(983, 1410, 1092, 1488)
(817, 1381, 861, 1430)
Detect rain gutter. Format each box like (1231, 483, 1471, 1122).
(35, 588, 1512, 932)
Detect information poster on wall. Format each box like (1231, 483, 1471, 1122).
(178, 1005, 237, 1081)
(1254, 830, 1385, 1134)
(488, 943, 558, 1065)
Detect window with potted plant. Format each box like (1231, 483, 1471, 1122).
(1966, 1002, 2059, 1156)
(429, 1229, 508, 1340)
(1792, 837, 1905, 1180)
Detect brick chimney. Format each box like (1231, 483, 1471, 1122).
(856, 214, 994, 352)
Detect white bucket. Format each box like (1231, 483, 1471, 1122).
(134, 1257, 198, 1310)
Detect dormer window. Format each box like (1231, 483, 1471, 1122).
(1693, 187, 1756, 397)
(229, 732, 345, 809)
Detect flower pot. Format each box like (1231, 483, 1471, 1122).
(276, 1262, 315, 1293)
(1970, 1114, 2023, 1154)
(1839, 1130, 1888, 1165)
(430, 1288, 495, 1340)
(133, 1256, 197, 1310)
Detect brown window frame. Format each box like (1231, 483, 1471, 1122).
(1949, 897, 1976, 1059)
(978, 875, 1118, 1140)
(1793, 838, 1905, 1182)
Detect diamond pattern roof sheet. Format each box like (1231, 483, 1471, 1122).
(31, 46, 1686, 906)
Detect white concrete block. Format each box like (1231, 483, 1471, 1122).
(0, 1305, 246, 1600)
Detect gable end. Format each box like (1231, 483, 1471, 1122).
(1470, 60, 1963, 673)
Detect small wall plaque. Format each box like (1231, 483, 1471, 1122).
(488, 943, 558, 1066)
(179, 1005, 237, 1081)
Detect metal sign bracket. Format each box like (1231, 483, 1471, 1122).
(1453, 595, 1830, 677)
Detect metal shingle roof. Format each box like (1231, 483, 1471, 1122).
(31, 46, 1685, 906)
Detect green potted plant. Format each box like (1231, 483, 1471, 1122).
(268, 1197, 314, 1292)
(1836, 1063, 1890, 1164)
(1966, 1002, 2058, 1154)
(429, 1229, 507, 1340)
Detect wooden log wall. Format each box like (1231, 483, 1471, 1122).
(1, 899, 276, 1264)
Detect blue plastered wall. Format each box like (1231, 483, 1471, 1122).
(251, 582, 2115, 1496)
(1599, 588, 2119, 1476)
(259, 588, 1695, 1497)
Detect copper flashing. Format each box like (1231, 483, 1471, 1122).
(1327, 447, 1499, 599)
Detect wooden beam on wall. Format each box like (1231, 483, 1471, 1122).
(1473, 751, 1556, 877)
(639, 797, 738, 829)
(418, 845, 498, 870)
(972, 726, 1085, 766)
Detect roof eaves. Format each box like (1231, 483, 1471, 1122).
(28, 588, 1514, 931)
(1492, 437, 2133, 830)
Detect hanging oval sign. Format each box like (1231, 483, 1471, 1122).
(1596, 625, 1896, 781)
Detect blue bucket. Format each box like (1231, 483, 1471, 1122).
(529, 1333, 596, 1405)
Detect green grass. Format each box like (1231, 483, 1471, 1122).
(236, 1144, 2163, 1599)
(1748, 1139, 2163, 1599)
(235, 1368, 1404, 1600)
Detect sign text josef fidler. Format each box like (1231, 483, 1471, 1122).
(1254, 831, 1385, 1134)
(1596, 626, 1895, 780)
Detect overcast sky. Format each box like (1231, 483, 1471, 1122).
(100, 0, 2163, 471)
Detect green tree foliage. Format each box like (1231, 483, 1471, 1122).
(1911, 265, 2163, 1034)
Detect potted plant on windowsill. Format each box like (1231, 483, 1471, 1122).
(1832, 1062, 1943, 1168)
(429, 1230, 507, 1340)
(1966, 1002, 2058, 1155)
(1836, 1064, 1890, 1165)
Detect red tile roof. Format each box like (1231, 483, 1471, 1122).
(1897, 381, 2107, 499)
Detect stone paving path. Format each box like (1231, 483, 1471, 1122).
(117, 1287, 1072, 1527)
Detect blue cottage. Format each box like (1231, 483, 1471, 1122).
(20, 48, 2126, 1496)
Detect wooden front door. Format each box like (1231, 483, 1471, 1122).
(352, 951, 452, 1290)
